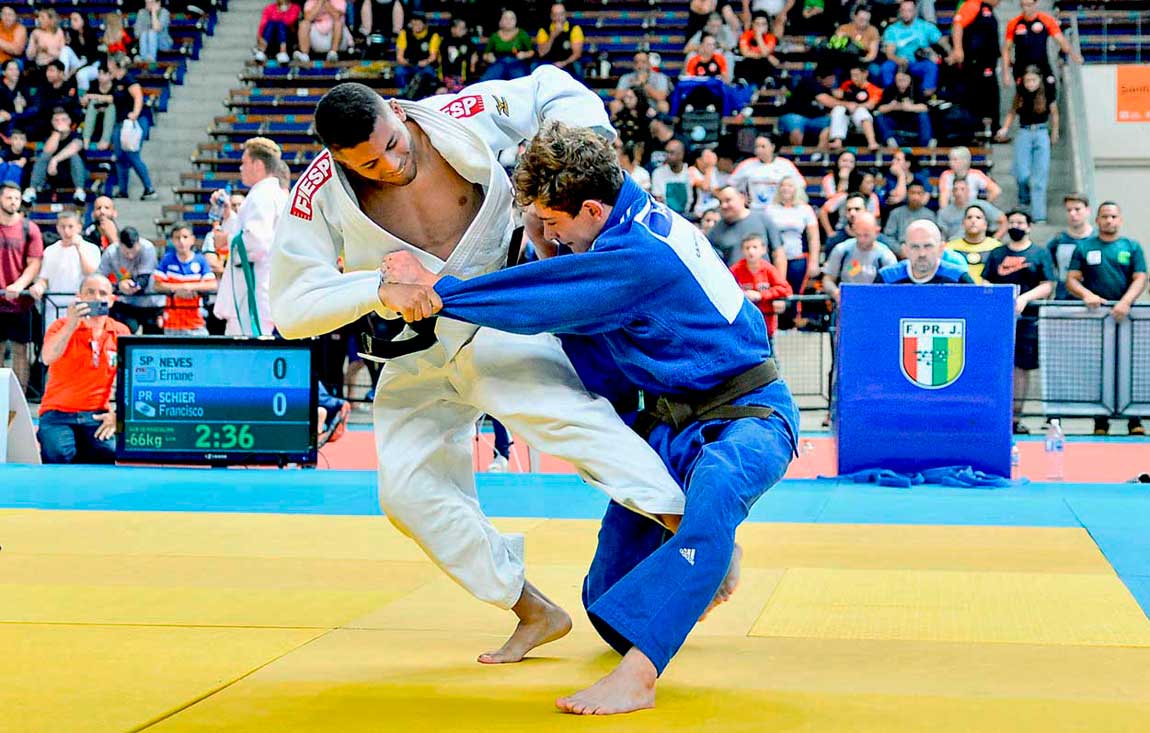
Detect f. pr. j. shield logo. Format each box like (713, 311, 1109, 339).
(900, 319, 966, 389)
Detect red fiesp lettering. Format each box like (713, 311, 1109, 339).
(439, 95, 485, 119)
(290, 150, 333, 221)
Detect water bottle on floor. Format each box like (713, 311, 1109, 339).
(1044, 419, 1065, 481)
(1010, 443, 1020, 481)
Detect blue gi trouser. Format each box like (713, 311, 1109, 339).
(582, 395, 796, 674)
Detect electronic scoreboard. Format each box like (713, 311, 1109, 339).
(116, 337, 319, 466)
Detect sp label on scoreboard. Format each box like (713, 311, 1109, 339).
(900, 319, 966, 390)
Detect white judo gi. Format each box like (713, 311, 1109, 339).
(270, 67, 685, 609)
(215, 175, 289, 335)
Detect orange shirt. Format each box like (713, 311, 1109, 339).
(739, 30, 778, 56)
(0, 24, 18, 64)
(39, 317, 130, 415)
(685, 53, 728, 79)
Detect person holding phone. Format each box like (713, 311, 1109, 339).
(37, 273, 129, 464)
(97, 225, 164, 333)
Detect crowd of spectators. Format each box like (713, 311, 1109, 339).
(1, 0, 1144, 463)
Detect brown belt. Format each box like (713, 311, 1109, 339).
(634, 359, 779, 437)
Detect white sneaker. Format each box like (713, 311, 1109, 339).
(885, 137, 898, 148)
(325, 50, 339, 62)
(487, 455, 509, 473)
(21, 187, 35, 204)
(293, 50, 310, 63)
(252, 49, 267, 63)
(275, 51, 290, 64)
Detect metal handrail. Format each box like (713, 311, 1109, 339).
(1065, 15, 1097, 205)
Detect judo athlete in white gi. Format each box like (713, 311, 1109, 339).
(269, 68, 686, 665)
(380, 123, 800, 715)
(214, 137, 290, 336)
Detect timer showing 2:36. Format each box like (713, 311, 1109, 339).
(194, 424, 256, 449)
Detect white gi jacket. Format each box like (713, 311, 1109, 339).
(215, 175, 289, 335)
(269, 68, 686, 610)
(270, 65, 612, 357)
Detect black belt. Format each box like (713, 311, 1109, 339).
(358, 228, 526, 362)
(633, 359, 779, 438)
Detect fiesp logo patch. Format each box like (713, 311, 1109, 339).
(440, 95, 485, 119)
(290, 150, 334, 221)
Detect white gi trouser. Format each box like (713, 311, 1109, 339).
(270, 67, 686, 610)
(830, 105, 874, 141)
(375, 327, 685, 608)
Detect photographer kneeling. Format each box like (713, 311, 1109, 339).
(38, 274, 129, 464)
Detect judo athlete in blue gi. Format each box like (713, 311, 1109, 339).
(379, 122, 799, 715)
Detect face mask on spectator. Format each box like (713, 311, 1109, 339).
(1007, 227, 1027, 242)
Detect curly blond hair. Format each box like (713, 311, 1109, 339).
(513, 122, 623, 217)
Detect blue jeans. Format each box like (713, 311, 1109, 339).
(1014, 124, 1051, 222)
(111, 117, 154, 195)
(38, 410, 116, 464)
(490, 417, 511, 459)
(261, 20, 290, 52)
(778, 112, 830, 142)
(317, 382, 347, 431)
(394, 63, 440, 91)
(30, 152, 88, 191)
(582, 390, 797, 674)
(875, 111, 932, 145)
(872, 59, 939, 94)
(480, 57, 529, 82)
(137, 30, 173, 63)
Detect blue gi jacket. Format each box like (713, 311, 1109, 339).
(434, 175, 799, 438)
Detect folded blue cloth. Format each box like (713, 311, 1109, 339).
(831, 466, 1014, 489)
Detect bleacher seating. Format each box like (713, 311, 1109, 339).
(21, 0, 228, 227)
(158, 0, 998, 236)
(1067, 6, 1150, 64)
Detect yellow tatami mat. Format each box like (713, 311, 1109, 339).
(2, 510, 1149, 732)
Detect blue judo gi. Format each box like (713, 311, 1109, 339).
(432, 175, 800, 674)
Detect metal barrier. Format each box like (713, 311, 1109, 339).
(1039, 302, 1149, 418)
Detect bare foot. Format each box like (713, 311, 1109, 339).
(556, 647, 657, 715)
(699, 543, 742, 621)
(478, 580, 572, 664)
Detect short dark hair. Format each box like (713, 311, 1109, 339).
(1, 181, 20, 196)
(907, 180, 927, 192)
(119, 226, 140, 248)
(1098, 200, 1120, 213)
(170, 221, 193, 237)
(1063, 192, 1089, 207)
(50, 107, 69, 118)
(1005, 209, 1031, 223)
(513, 122, 623, 218)
(46, 59, 65, 73)
(314, 83, 385, 149)
(845, 192, 869, 207)
(740, 232, 766, 247)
